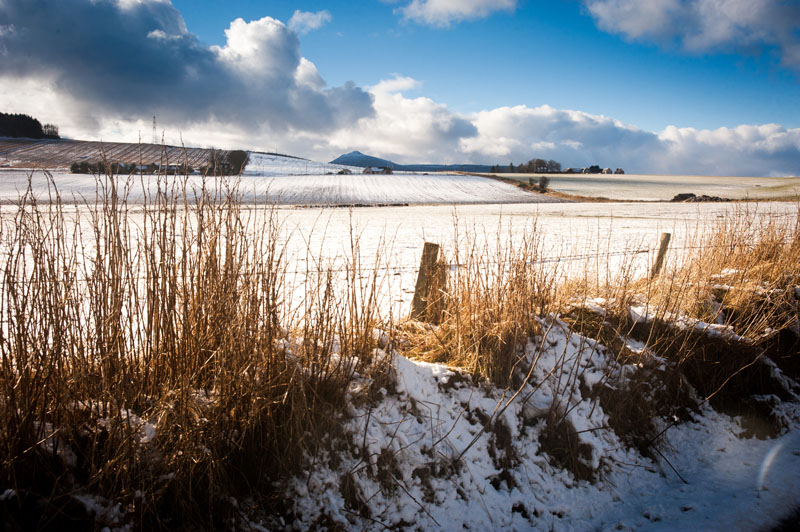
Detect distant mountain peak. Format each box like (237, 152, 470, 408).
(330, 151, 393, 168)
(329, 150, 494, 173)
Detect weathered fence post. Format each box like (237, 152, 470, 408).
(650, 232, 672, 279)
(411, 242, 443, 321)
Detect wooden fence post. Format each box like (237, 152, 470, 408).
(650, 232, 672, 279)
(411, 242, 441, 321)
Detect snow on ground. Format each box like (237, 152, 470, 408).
(244, 151, 359, 176)
(276, 320, 800, 531)
(507, 173, 800, 201)
(237, 172, 552, 205)
(242, 152, 553, 204)
(1, 157, 798, 530)
(0, 197, 794, 318)
(271, 201, 798, 316)
(0, 161, 550, 206)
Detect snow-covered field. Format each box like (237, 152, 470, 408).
(271, 201, 798, 315)
(244, 151, 358, 176)
(0, 167, 548, 206)
(509, 173, 800, 201)
(0, 187, 794, 316)
(5, 152, 799, 205)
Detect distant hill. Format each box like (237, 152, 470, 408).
(330, 150, 493, 173)
(331, 151, 394, 169)
(0, 137, 227, 168)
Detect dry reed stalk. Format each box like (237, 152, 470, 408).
(0, 167, 394, 529)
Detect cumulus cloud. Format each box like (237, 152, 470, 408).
(584, 0, 800, 70)
(321, 78, 800, 176)
(460, 104, 800, 176)
(0, 0, 372, 138)
(461, 105, 661, 167)
(328, 76, 478, 163)
(657, 124, 800, 176)
(288, 10, 332, 35)
(398, 0, 516, 27)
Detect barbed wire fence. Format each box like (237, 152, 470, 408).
(0, 232, 795, 284)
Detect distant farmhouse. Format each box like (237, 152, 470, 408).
(363, 166, 393, 175)
(559, 166, 625, 175)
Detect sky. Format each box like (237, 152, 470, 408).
(1, 0, 799, 176)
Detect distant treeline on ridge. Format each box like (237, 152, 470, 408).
(0, 112, 60, 139)
(491, 158, 562, 174)
(490, 158, 624, 174)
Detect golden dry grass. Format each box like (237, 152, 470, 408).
(0, 170, 392, 528)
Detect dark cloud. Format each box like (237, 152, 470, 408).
(0, 0, 373, 132)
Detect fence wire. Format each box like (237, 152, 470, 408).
(0, 236, 795, 286)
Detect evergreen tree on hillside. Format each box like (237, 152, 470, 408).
(0, 112, 59, 139)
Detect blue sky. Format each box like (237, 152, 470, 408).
(1, 0, 799, 175)
(171, 0, 800, 132)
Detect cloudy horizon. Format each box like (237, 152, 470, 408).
(1, 0, 798, 176)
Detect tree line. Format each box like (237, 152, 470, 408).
(490, 159, 625, 175)
(0, 112, 59, 139)
(490, 158, 561, 174)
(70, 150, 250, 176)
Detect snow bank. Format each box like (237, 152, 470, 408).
(277, 320, 800, 531)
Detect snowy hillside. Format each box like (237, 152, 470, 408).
(278, 318, 800, 531)
(244, 152, 361, 176)
(0, 152, 553, 205)
(243, 152, 546, 205)
(238, 172, 553, 205)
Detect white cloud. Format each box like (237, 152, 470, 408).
(460, 104, 661, 167)
(212, 16, 301, 80)
(288, 10, 332, 35)
(295, 57, 326, 90)
(459, 104, 800, 175)
(584, 0, 800, 70)
(3, 66, 799, 176)
(319, 79, 800, 176)
(327, 76, 477, 163)
(657, 124, 800, 176)
(398, 0, 516, 27)
(0, 0, 372, 136)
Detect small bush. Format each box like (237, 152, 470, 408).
(538, 175, 550, 192)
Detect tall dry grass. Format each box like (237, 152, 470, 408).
(402, 219, 565, 386)
(0, 170, 392, 528)
(401, 205, 799, 462)
(558, 205, 800, 450)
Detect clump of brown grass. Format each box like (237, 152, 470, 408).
(0, 169, 392, 529)
(403, 219, 561, 386)
(570, 205, 800, 445)
(402, 204, 798, 463)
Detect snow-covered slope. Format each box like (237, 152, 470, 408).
(237, 172, 554, 205)
(243, 152, 549, 205)
(244, 152, 361, 176)
(279, 319, 800, 531)
(0, 152, 553, 205)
